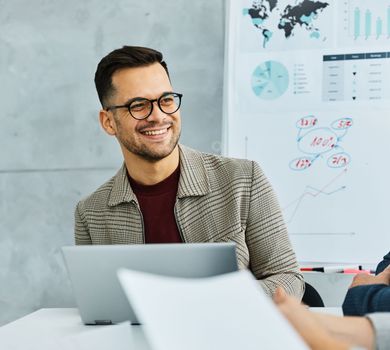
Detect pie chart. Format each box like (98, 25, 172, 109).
(251, 60, 289, 100)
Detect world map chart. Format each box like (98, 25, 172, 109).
(243, 0, 330, 48)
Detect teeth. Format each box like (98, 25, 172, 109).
(143, 129, 167, 136)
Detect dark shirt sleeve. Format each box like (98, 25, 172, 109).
(342, 284, 390, 316)
(342, 251, 390, 316)
(376, 251, 390, 274)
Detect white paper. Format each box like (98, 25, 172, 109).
(118, 269, 308, 350)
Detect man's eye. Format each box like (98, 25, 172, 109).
(160, 96, 174, 105)
(130, 101, 148, 111)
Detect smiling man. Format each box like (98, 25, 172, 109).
(74, 46, 304, 297)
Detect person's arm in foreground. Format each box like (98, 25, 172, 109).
(343, 265, 390, 316)
(274, 287, 375, 350)
(246, 162, 304, 298)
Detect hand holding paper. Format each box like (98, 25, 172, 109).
(117, 269, 308, 350)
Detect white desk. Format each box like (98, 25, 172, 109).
(0, 308, 151, 350)
(0, 307, 342, 350)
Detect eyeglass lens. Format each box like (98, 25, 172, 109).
(129, 93, 181, 120)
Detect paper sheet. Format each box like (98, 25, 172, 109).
(118, 269, 308, 350)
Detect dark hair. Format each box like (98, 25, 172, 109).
(94, 46, 170, 107)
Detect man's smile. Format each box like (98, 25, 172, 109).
(141, 127, 169, 136)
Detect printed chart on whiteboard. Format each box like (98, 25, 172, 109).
(224, 0, 390, 264)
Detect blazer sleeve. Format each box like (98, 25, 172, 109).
(74, 201, 92, 245)
(245, 161, 304, 298)
(376, 251, 390, 274)
(342, 284, 390, 316)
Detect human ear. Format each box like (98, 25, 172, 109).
(99, 109, 116, 136)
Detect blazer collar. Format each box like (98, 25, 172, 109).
(108, 144, 211, 206)
(108, 164, 137, 207)
(177, 144, 211, 198)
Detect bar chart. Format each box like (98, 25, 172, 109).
(345, 1, 390, 42)
(353, 7, 390, 40)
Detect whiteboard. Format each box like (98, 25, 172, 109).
(223, 0, 390, 264)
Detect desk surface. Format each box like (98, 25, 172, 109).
(0, 308, 151, 350)
(0, 307, 342, 350)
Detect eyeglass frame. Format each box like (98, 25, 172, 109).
(104, 92, 183, 120)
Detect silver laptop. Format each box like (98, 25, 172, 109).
(62, 243, 238, 325)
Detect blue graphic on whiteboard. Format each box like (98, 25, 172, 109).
(289, 115, 353, 171)
(349, 1, 390, 41)
(251, 60, 289, 99)
(243, 0, 330, 49)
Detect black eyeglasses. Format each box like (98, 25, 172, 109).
(104, 92, 183, 120)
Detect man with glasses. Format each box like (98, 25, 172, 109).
(74, 46, 304, 298)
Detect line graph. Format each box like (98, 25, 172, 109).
(283, 168, 348, 225)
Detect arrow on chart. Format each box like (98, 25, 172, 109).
(283, 168, 348, 224)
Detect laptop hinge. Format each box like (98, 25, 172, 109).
(94, 320, 113, 325)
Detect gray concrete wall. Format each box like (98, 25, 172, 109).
(0, 0, 225, 325)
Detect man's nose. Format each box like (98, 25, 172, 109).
(146, 101, 166, 122)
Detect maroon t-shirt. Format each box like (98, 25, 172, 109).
(129, 166, 182, 244)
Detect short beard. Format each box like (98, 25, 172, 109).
(114, 113, 181, 163)
(119, 129, 180, 163)
(126, 135, 180, 162)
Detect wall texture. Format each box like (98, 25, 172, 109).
(0, 0, 225, 325)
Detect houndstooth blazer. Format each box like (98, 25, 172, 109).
(75, 145, 304, 298)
